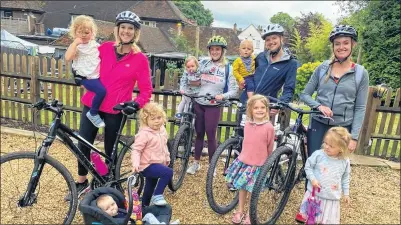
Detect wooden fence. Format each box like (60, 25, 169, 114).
(357, 87, 401, 161)
(1, 53, 290, 143)
(1, 53, 399, 160)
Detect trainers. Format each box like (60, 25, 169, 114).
(186, 162, 200, 175)
(150, 194, 168, 206)
(64, 179, 90, 201)
(295, 212, 307, 223)
(86, 111, 105, 128)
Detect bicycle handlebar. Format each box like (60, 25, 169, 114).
(30, 98, 138, 115)
(162, 90, 214, 100)
(267, 96, 343, 120)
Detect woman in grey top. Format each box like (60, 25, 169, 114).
(299, 25, 369, 158)
(185, 35, 239, 175)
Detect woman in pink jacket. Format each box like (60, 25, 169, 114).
(132, 102, 172, 206)
(73, 11, 153, 195)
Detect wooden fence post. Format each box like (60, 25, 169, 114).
(356, 87, 380, 155)
(30, 56, 41, 125)
(195, 26, 200, 58)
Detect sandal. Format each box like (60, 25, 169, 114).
(243, 214, 251, 225)
(232, 211, 244, 224)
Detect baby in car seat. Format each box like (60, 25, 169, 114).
(97, 194, 127, 219)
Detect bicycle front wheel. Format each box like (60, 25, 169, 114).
(250, 146, 295, 225)
(1, 151, 77, 224)
(168, 124, 191, 191)
(206, 137, 241, 214)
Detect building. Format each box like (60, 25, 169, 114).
(0, 1, 45, 35)
(237, 24, 265, 55)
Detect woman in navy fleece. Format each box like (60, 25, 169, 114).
(240, 24, 298, 117)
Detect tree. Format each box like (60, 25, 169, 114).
(338, 0, 400, 89)
(335, 0, 369, 19)
(360, 0, 400, 89)
(294, 12, 325, 40)
(173, 0, 214, 26)
(305, 16, 333, 62)
(270, 12, 295, 40)
(288, 28, 312, 64)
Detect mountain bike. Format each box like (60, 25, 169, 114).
(0, 98, 143, 224)
(162, 90, 214, 191)
(205, 98, 285, 214)
(249, 96, 339, 224)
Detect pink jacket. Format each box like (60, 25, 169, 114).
(81, 42, 153, 113)
(131, 126, 170, 171)
(238, 121, 275, 166)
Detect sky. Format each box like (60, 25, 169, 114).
(201, 1, 342, 29)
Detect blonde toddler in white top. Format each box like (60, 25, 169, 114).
(65, 15, 106, 128)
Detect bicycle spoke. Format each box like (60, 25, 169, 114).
(1, 153, 76, 224)
(206, 138, 240, 214)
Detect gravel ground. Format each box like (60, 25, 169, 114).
(1, 133, 400, 224)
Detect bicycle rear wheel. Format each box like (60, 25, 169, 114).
(168, 124, 191, 191)
(1, 151, 77, 224)
(250, 146, 295, 225)
(206, 137, 241, 214)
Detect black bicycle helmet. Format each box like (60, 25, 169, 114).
(115, 11, 141, 29)
(261, 24, 284, 39)
(207, 35, 227, 49)
(329, 25, 358, 42)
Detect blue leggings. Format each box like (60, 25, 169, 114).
(81, 78, 106, 115)
(141, 164, 173, 207)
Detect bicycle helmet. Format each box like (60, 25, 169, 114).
(207, 35, 227, 49)
(261, 24, 284, 39)
(329, 25, 358, 42)
(115, 11, 141, 29)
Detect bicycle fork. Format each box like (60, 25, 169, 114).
(19, 142, 52, 207)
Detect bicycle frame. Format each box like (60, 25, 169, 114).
(178, 98, 197, 158)
(19, 107, 130, 207)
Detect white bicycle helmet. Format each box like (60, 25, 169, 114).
(115, 11, 141, 28)
(261, 24, 285, 39)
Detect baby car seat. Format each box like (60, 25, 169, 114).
(79, 187, 172, 225)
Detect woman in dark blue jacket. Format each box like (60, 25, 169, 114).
(240, 24, 298, 117)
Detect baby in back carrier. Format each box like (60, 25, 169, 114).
(175, 56, 201, 119)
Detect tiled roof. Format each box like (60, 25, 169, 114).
(161, 25, 241, 56)
(50, 19, 177, 54)
(1, 1, 45, 12)
(42, 1, 193, 30)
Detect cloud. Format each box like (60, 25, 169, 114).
(202, 1, 341, 29)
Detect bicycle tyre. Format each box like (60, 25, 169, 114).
(250, 146, 295, 225)
(168, 124, 191, 191)
(206, 137, 240, 214)
(1, 151, 77, 224)
(115, 138, 145, 196)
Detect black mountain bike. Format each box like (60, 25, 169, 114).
(249, 96, 337, 224)
(206, 98, 285, 214)
(162, 90, 213, 191)
(0, 98, 143, 224)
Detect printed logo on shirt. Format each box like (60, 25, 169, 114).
(273, 66, 280, 71)
(207, 66, 225, 77)
(125, 64, 130, 67)
(201, 73, 223, 84)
